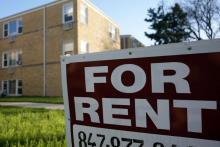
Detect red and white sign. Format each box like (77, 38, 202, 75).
(61, 39, 220, 147)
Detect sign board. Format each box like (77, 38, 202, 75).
(61, 39, 220, 147)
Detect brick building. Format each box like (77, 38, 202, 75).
(0, 0, 120, 96)
(121, 35, 144, 49)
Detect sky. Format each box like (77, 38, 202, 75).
(0, 0, 175, 46)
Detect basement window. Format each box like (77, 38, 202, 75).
(3, 19, 23, 37)
(1, 80, 22, 96)
(17, 80, 23, 95)
(63, 2, 73, 24)
(2, 81, 8, 96)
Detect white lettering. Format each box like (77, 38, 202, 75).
(103, 98, 131, 126)
(135, 99, 170, 130)
(85, 66, 108, 92)
(151, 62, 191, 93)
(74, 97, 100, 123)
(111, 64, 146, 93)
(173, 100, 217, 133)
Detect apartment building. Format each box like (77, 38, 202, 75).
(0, 0, 120, 96)
(121, 35, 144, 49)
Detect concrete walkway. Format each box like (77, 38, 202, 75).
(0, 102, 64, 110)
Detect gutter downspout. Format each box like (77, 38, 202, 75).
(43, 7, 47, 96)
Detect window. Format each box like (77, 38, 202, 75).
(17, 80, 22, 95)
(1, 80, 22, 96)
(3, 53, 8, 68)
(4, 24, 8, 37)
(80, 3, 88, 24)
(63, 2, 73, 24)
(63, 41, 74, 56)
(9, 80, 16, 95)
(109, 25, 117, 41)
(2, 50, 22, 68)
(18, 19, 23, 34)
(9, 20, 17, 35)
(132, 39, 139, 48)
(9, 51, 17, 66)
(3, 19, 23, 37)
(80, 40, 89, 54)
(2, 81, 8, 95)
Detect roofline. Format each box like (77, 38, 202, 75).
(121, 35, 141, 41)
(0, 0, 69, 22)
(0, 0, 120, 28)
(121, 34, 146, 46)
(82, 0, 119, 28)
(121, 35, 132, 37)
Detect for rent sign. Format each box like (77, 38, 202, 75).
(61, 39, 220, 147)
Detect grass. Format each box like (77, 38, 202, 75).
(0, 106, 66, 147)
(0, 97, 64, 104)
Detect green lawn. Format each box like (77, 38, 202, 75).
(0, 97, 64, 104)
(0, 106, 66, 147)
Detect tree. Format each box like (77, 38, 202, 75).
(145, 3, 190, 45)
(183, 0, 220, 40)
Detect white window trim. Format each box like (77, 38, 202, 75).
(62, 41, 74, 56)
(8, 80, 16, 96)
(3, 18, 23, 38)
(1, 80, 22, 96)
(2, 50, 22, 68)
(3, 23, 8, 38)
(80, 3, 88, 25)
(16, 80, 22, 96)
(2, 52, 8, 68)
(2, 80, 9, 95)
(62, 2, 74, 24)
(80, 40, 89, 54)
(109, 24, 117, 41)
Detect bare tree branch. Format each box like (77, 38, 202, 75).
(183, 0, 220, 40)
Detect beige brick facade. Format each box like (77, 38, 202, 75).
(120, 35, 145, 49)
(0, 0, 120, 96)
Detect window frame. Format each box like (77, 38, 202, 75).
(8, 80, 17, 95)
(80, 40, 89, 54)
(80, 3, 88, 25)
(3, 23, 8, 37)
(2, 50, 22, 68)
(2, 52, 9, 68)
(17, 80, 22, 95)
(1, 80, 22, 96)
(62, 2, 74, 24)
(62, 41, 74, 56)
(18, 19, 23, 34)
(2, 80, 9, 95)
(109, 24, 117, 41)
(3, 18, 23, 38)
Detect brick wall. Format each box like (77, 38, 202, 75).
(0, 0, 120, 96)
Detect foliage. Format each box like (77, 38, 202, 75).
(145, 3, 190, 45)
(183, 0, 220, 40)
(0, 97, 63, 104)
(0, 107, 66, 147)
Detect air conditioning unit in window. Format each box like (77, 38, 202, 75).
(63, 22, 73, 31)
(9, 35, 16, 43)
